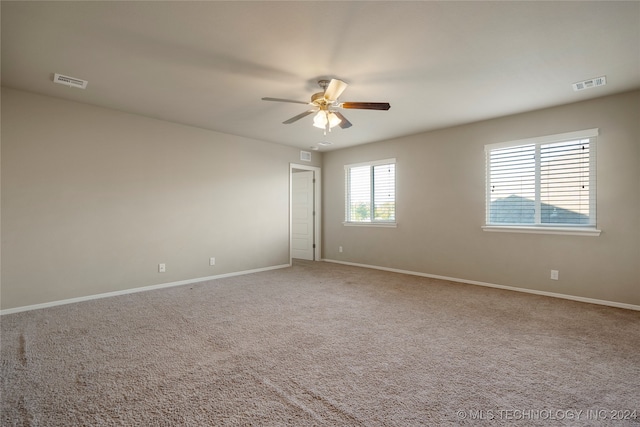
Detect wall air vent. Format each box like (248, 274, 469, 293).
(300, 151, 312, 162)
(53, 73, 88, 89)
(572, 76, 606, 92)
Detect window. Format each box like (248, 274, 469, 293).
(345, 159, 396, 225)
(485, 129, 600, 235)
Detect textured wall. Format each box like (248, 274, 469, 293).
(1, 88, 319, 310)
(323, 91, 640, 306)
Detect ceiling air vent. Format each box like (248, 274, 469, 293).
(572, 76, 606, 92)
(53, 73, 88, 89)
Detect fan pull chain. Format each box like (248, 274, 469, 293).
(325, 111, 330, 135)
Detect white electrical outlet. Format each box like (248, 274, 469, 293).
(209, 257, 216, 266)
(158, 263, 166, 273)
(339, 246, 343, 253)
(550, 270, 559, 280)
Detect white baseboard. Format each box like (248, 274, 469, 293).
(5, 261, 637, 315)
(322, 259, 640, 312)
(0, 264, 291, 316)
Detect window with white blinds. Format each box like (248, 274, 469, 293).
(485, 129, 598, 232)
(345, 159, 396, 224)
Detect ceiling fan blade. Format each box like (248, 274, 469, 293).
(282, 110, 315, 124)
(262, 97, 310, 105)
(323, 79, 348, 102)
(341, 102, 391, 111)
(334, 111, 352, 129)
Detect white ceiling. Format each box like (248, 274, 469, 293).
(2, 1, 639, 151)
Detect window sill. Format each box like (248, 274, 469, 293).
(344, 222, 397, 228)
(482, 225, 601, 236)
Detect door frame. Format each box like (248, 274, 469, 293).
(290, 163, 321, 263)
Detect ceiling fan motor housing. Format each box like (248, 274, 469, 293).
(311, 92, 326, 104)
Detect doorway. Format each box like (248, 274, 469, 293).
(290, 164, 321, 262)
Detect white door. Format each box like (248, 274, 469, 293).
(291, 170, 314, 260)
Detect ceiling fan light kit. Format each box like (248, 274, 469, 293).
(262, 78, 390, 135)
(313, 111, 341, 130)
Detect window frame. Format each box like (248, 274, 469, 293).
(483, 129, 601, 236)
(344, 158, 397, 227)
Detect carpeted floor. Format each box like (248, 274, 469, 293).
(1, 260, 639, 426)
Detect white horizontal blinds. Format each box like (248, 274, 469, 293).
(348, 165, 372, 222)
(540, 138, 593, 225)
(373, 163, 396, 221)
(488, 144, 536, 224)
(486, 129, 597, 227)
(345, 159, 396, 223)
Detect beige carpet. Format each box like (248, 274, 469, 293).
(2, 261, 639, 426)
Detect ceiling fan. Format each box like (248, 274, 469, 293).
(262, 79, 390, 134)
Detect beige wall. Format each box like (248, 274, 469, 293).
(323, 90, 640, 306)
(1, 88, 320, 310)
(3, 88, 638, 310)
